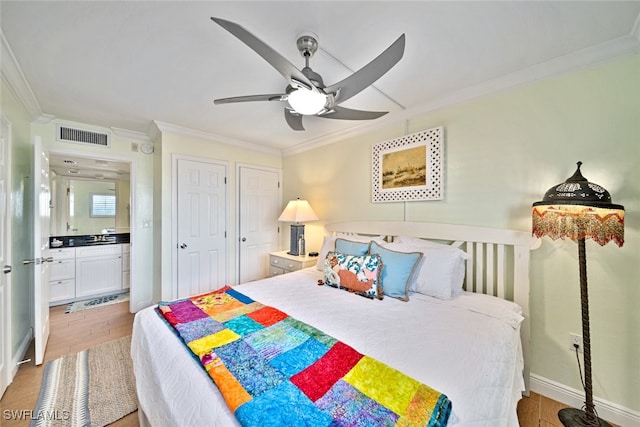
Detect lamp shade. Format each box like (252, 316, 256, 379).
(278, 198, 318, 223)
(532, 162, 624, 247)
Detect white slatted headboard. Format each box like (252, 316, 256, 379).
(325, 221, 541, 393)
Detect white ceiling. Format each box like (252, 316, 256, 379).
(2, 1, 639, 153)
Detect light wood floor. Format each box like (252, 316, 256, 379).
(0, 301, 611, 427)
(0, 302, 137, 426)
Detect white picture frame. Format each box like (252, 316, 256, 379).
(371, 127, 443, 203)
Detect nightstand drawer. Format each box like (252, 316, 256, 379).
(270, 255, 303, 272)
(269, 266, 285, 276)
(269, 251, 317, 275)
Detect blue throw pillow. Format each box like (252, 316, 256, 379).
(335, 238, 370, 256)
(369, 241, 422, 301)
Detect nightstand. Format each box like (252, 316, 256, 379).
(269, 251, 317, 276)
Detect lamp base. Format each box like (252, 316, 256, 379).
(287, 224, 305, 256)
(558, 408, 612, 427)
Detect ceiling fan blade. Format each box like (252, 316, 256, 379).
(211, 17, 317, 92)
(284, 108, 305, 131)
(325, 34, 405, 104)
(318, 105, 387, 121)
(214, 94, 286, 105)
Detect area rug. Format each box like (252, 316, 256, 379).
(64, 292, 129, 314)
(31, 335, 138, 427)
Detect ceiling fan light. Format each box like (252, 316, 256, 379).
(287, 88, 327, 115)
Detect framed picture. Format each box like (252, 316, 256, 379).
(371, 126, 443, 202)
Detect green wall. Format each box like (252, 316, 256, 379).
(282, 54, 640, 412)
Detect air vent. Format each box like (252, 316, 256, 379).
(57, 124, 110, 148)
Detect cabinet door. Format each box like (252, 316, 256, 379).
(75, 255, 122, 298)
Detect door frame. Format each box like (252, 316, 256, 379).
(1, 115, 13, 395)
(45, 147, 137, 312)
(171, 154, 229, 299)
(235, 163, 282, 285)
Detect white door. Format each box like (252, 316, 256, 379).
(27, 138, 51, 365)
(176, 159, 227, 298)
(238, 166, 280, 283)
(0, 116, 12, 396)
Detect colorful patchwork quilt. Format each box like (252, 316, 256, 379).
(157, 286, 452, 426)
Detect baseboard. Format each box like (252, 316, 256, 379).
(10, 328, 33, 379)
(530, 374, 640, 426)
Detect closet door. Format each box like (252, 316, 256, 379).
(238, 166, 281, 284)
(176, 158, 227, 298)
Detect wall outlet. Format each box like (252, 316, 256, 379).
(569, 333, 583, 353)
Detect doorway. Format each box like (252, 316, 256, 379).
(47, 150, 133, 304)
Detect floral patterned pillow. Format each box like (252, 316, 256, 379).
(323, 251, 383, 300)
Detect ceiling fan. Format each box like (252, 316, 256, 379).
(211, 17, 406, 131)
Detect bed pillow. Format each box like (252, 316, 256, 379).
(323, 251, 383, 300)
(369, 241, 422, 302)
(315, 236, 336, 270)
(315, 234, 386, 270)
(394, 236, 469, 296)
(335, 238, 370, 256)
(384, 239, 468, 299)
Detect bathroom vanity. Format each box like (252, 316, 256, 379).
(48, 233, 130, 305)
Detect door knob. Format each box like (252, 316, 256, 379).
(180, 243, 188, 249)
(3, 265, 11, 274)
(241, 237, 247, 242)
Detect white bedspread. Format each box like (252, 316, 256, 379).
(131, 268, 524, 427)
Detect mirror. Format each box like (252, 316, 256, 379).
(49, 153, 130, 236)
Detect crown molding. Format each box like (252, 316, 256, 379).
(0, 31, 43, 120)
(110, 126, 151, 142)
(151, 120, 281, 156)
(283, 32, 640, 157)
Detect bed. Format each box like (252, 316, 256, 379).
(131, 221, 539, 426)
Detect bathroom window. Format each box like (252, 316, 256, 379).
(90, 193, 116, 217)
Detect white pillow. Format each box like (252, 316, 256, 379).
(385, 237, 468, 299)
(315, 233, 386, 270)
(316, 236, 336, 270)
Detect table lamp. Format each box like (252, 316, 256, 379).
(278, 198, 318, 256)
(532, 162, 624, 427)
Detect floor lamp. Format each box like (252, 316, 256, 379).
(278, 198, 318, 256)
(532, 162, 624, 427)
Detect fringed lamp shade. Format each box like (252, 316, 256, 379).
(532, 162, 624, 427)
(532, 162, 624, 247)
